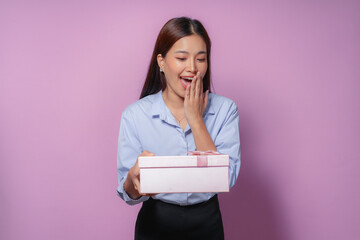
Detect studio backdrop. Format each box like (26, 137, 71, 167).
(1, 1, 359, 240)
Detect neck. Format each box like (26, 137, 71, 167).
(162, 88, 184, 111)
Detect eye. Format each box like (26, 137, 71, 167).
(197, 58, 206, 62)
(176, 58, 186, 61)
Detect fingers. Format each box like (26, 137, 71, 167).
(141, 150, 155, 156)
(184, 71, 206, 123)
(195, 71, 202, 99)
(133, 177, 140, 192)
(135, 150, 156, 197)
(188, 71, 202, 101)
(190, 74, 196, 100)
(137, 150, 155, 161)
(185, 82, 190, 100)
(135, 150, 155, 185)
(145, 193, 158, 197)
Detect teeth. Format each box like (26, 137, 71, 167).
(181, 77, 193, 81)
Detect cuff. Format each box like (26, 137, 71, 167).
(117, 174, 149, 205)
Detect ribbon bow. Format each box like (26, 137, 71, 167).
(188, 151, 220, 167)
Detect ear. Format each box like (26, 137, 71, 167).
(157, 54, 165, 69)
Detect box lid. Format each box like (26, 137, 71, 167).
(138, 154, 229, 168)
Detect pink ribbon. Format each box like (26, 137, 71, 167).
(188, 151, 220, 156)
(197, 156, 208, 167)
(188, 151, 220, 167)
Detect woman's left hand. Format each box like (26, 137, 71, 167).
(184, 71, 209, 127)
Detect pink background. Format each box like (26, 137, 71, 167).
(1, 1, 359, 239)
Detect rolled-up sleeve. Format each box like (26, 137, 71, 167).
(117, 109, 149, 205)
(214, 101, 241, 189)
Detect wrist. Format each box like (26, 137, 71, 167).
(189, 119, 217, 152)
(189, 119, 204, 131)
(188, 116, 204, 129)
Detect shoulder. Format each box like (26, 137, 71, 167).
(208, 93, 238, 113)
(121, 93, 158, 118)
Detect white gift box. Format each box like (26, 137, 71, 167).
(139, 152, 229, 193)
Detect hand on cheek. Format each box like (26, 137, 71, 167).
(184, 71, 209, 127)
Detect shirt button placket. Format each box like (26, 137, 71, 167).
(182, 130, 190, 204)
(176, 128, 188, 205)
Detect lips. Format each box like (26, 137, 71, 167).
(179, 76, 194, 89)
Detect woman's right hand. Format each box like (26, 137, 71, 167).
(124, 150, 155, 200)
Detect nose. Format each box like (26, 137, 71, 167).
(187, 58, 197, 74)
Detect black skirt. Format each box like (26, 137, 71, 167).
(135, 195, 224, 240)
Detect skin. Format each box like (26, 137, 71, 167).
(124, 34, 217, 200)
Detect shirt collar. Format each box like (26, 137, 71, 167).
(203, 95, 215, 115)
(151, 91, 167, 118)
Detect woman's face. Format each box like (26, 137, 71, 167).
(158, 34, 208, 99)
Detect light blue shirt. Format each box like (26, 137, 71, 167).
(117, 91, 240, 206)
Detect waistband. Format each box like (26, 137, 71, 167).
(144, 194, 219, 209)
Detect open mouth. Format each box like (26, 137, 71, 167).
(180, 76, 194, 89)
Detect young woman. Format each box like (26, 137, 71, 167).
(117, 17, 241, 240)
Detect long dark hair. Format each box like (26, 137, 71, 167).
(140, 17, 212, 99)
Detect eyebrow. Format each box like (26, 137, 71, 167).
(174, 50, 207, 54)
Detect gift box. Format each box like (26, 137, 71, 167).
(139, 151, 229, 193)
